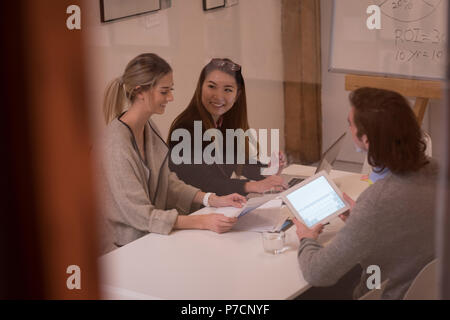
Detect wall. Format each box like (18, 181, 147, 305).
(84, 0, 284, 154)
(320, 0, 443, 164)
(84, 0, 444, 164)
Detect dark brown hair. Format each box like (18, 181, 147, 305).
(167, 59, 255, 169)
(349, 87, 428, 174)
(168, 58, 248, 134)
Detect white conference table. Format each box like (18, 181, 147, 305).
(99, 165, 370, 300)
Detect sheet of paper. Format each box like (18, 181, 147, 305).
(190, 194, 279, 219)
(281, 164, 316, 177)
(237, 194, 279, 217)
(232, 199, 285, 232)
(210, 206, 241, 217)
(191, 206, 241, 217)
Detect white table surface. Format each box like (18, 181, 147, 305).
(99, 165, 369, 300)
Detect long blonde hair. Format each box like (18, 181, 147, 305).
(102, 53, 172, 124)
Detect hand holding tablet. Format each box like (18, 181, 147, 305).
(292, 218, 325, 241)
(280, 171, 350, 228)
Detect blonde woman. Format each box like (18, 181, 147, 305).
(99, 53, 245, 254)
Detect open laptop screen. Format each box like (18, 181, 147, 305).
(316, 131, 347, 174)
(287, 132, 347, 188)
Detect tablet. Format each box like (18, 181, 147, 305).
(280, 171, 350, 228)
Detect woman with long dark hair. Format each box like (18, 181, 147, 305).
(168, 58, 286, 196)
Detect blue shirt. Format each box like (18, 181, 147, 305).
(369, 167, 391, 183)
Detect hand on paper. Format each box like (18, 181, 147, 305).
(209, 193, 246, 208)
(202, 214, 237, 233)
(266, 151, 287, 175)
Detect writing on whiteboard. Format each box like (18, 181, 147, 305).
(376, 0, 443, 23)
(394, 27, 446, 63)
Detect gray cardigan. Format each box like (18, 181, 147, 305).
(298, 159, 438, 299)
(98, 118, 200, 254)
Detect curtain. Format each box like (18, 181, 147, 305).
(282, 0, 322, 164)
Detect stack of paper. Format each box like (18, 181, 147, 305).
(191, 194, 288, 232)
(232, 199, 287, 232)
(234, 194, 279, 218)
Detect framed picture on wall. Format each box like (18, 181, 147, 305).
(100, 0, 161, 23)
(203, 0, 225, 11)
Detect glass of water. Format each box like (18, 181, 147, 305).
(262, 231, 287, 254)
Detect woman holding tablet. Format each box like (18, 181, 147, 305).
(98, 53, 246, 254)
(293, 87, 438, 300)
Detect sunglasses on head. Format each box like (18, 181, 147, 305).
(210, 58, 241, 72)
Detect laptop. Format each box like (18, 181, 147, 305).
(286, 132, 347, 188)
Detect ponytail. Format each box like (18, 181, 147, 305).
(103, 53, 172, 125)
(103, 77, 125, 125)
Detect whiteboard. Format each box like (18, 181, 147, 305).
(330, 0, 447, 80)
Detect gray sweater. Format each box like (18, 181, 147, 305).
(98, 118, 200, 254)
(298, 159, 438, 299)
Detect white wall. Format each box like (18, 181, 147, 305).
(321, 0, 362, 163)
(84, 0, 284, 153)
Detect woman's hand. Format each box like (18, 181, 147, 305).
(245, 175, 287, 194)
(266, 151, 288, 175)
(201, 214, 237, 233)
(292, 218, 325, 241)
(209, 193, 246, 208)
(340, 193, 355, 222)
(276, 151, 287, 174)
